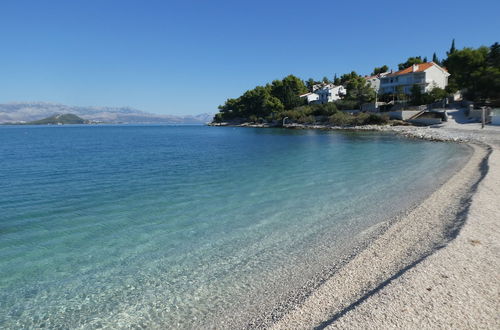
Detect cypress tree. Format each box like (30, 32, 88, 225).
(432, 52, 439, 64)
(447, 39, 456, 56)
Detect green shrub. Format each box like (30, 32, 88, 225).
(213, 113, 224, 122)
(335, 99, 359, 110)
(329, 112, 353, 126)
(352, 113, 389, 125)
(365, 113, 390, 125)
(352, 112, 370, 125)
(311, 103, 338, 116)
(297, 115, 315, 124)
(248, 115, 258, 123)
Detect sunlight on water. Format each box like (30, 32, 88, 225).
(0, 126, 470, 328)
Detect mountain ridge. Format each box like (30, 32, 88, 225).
(0, 102, 214, 124)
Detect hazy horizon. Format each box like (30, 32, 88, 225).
(1, 0, 499, 115)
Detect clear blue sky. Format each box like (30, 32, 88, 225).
(1, 0, 498, 115)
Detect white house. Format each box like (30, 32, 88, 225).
(301, 84, 346, 104)
(365, 72, 390, 93)
(379, 62, 450, 95)
(299, 92, 320, 103)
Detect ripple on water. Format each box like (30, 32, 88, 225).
(0, 126, 471, 328)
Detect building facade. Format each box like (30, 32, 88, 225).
(379, 62, 450, 95)
(365, 72, 390, 93)
(299, 92, 320, 103)
(301, 84, 346, 104)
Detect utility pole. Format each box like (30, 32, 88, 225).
(481, 107, 485, 129)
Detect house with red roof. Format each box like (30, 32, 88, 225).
(379, 62, 450, 95)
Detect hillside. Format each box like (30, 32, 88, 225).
(24, 113, 88, 125)
(0, 102, 213, 124)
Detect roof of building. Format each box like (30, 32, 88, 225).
(386, 62, 448, 77)
(365, 72, 390, 80)
(299, 92, 314, 97)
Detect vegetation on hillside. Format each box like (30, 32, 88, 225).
(443, 42, 500, 103)
(215, 72, 376, 124)
(215, 75, 306, 122)
(213, 39, 500, 124)
(24, 113, 88, 125)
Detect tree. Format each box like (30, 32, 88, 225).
(476, 66, 500, 102)
(446, 39, 457, 56)
(215, 74, 309, 122)
(322, 76, 330, 84)
(423, 56, 428, 62)
(410, 84, 448, 105)
(270, 75, 308, 110)
(487, 42, 500, 67)
(339, 71, 376, 106)
(432, 52, 440, 65)
(217, 85, 285, 121)
(238, 86, 284, 118)
(395, 85, 406, 102)
(398, 56, 424, 70)
(428, 87, 448, 101)
(213, 112, 224, 122)
(218, 97, 243, 119)
(333, 74, 340, 85)
(444, 46, 489, 100)
(306, 78, 318, 92)
(475, 42, 500, 102)
(410, 85, 424, 105)
(371, 65, 389, 75)
(442, 42, 500, 102)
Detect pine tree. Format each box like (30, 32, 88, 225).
(447, 39, 456, 56)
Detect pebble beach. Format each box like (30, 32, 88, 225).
(270, 109, 500, 329)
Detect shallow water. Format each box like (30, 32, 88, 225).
(0, 125, 470, 328)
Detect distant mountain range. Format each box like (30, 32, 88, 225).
(0, 102, 214, 124)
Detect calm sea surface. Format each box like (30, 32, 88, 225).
(0, 125, 470, 328)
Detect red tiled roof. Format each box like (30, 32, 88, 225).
(387, 62, 447, 77)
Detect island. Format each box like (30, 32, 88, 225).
(4, 113, 96, 125)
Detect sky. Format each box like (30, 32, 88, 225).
(0, 0, 499, 115)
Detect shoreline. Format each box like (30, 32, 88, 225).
(233, 142, 475, 329)
(207, 118, 500, 328)
(209, 122, 474, 143)
(266, 123, 499, 328)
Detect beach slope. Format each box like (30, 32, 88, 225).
(272, 120, 500, 329)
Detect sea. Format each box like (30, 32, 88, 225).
(0, 125, 470, 328)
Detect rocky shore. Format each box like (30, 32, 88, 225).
(209, 120, 476, 143)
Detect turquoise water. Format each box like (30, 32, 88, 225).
(0, 125, 469, 328)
